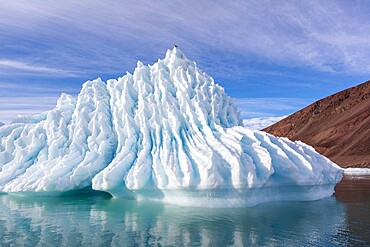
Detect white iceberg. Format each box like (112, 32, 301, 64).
(344, 168, 370, 175)
(0, 48, 343, 206)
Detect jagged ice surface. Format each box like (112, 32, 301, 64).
(0, 48, 343, 207)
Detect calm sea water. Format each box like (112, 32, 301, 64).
(0, 176, 369, 247)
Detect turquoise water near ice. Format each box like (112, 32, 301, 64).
(0, 176, 369, 246)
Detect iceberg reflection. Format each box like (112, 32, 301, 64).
(0, 194, 347, 246)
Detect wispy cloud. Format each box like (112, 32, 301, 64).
(243, 116, 288, 130)
(1, 1, 370, 77)
(235, 98, 313, 119)
(0, 96, 60, 123)
(0, 80, 80, 123)
(0, 59, 78, 76)
(0, 79, 81, 100)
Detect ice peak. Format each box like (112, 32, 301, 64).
(136, 60, 144, 68)
(56, 93, 75, 108)
(165, 46, 187, 61)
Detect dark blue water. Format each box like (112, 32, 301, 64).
(0, 176, 369, 247)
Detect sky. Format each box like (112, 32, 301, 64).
(0, 0, 370, 124)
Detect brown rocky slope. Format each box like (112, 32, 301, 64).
(263, 80, 370, 168)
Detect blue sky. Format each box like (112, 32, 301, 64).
(1, 0, 370, 123)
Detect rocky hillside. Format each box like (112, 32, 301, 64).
(264, 80, 370, 168)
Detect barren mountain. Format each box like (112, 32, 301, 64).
(264, 80, 370, 168)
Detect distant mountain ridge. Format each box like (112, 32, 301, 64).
(264, 80, 370, 168)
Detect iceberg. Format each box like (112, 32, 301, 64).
(0, 48, 343, 207)
(344, 168, 370, 175)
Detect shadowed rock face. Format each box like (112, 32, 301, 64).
(264, 80, 370, 168)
